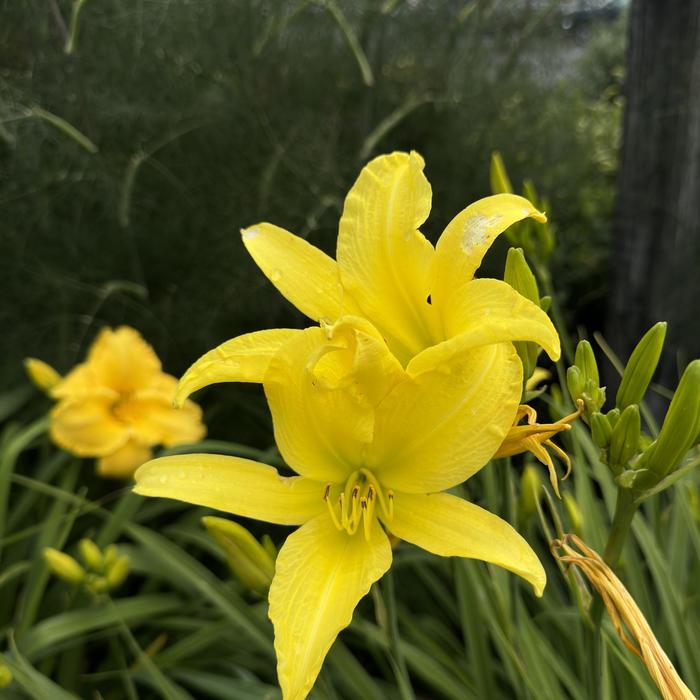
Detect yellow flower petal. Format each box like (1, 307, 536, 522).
(87, 327, 162, 394)
(51, 364, 100, 399)
(97, 439, 152, 479)
(269, 514, 391, 700)
(389, 491, 545, 596)
(336, 151, 438, 364)
(429, 194, 546, 311)
(50, 391, 128, 457)
(264, 326, 378, 483)
(241, 223, 351, 321)
(407, 278, 560, 376)
(118, 378, 206, 447)
(134, 454, 325, 525)
(369, 342, 521, 493)
(175, 329, 301, 407)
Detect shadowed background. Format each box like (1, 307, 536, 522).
(2, 0, 623, 439)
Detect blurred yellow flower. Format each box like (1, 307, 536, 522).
(135, 318, 545, 700)
(32, 326, 205, 478)
(239, 151, 559, 373)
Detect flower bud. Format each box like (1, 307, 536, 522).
(24, 358, 61, 393)
(606, 407, 621, 428)
(103, 544, 119, 569)
(563, 493, 582, 534)
(575, 340, 599, 387)
(504, 248, 540, 305)
(106, 556, 130, 590)
(490, 151, 513, 195)
(609, 405, 641, 473)
(0, 663, 12, 688)
(641, 360, 700, 480)
(79, 538, 104, 572)
(203, 516, 275, 596)
(43, 548, 85, 584)
(519, 464, 542, 520)
(567, 366, 585, 402)
(616, 322, 667, 410)
(590, 411, 612, 448)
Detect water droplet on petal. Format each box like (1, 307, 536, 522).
(271, 269, 283, 282)
(159, 474, 168, 484)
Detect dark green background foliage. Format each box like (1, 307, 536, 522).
(1, 1, 622, 420)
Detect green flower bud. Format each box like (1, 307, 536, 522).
(504, 248, 540, 305)
(43, 548, 85, 584)
(261, 534, 278, 562)
(575, 340, 599, 387)
(563, 493, 582, 533)
(79, 538, 104, 572)
(590, 411, 612, 448)
(616, 322, 667, 410)
(87, 574, 109, 593)
(490, 151, 513, 195)
(567, 365, 585, 402)
(641, 360, 700, 480)
(106, 556, 130, 590)
(102, 544, 119, 569)
(0, 663, 12, 688)
(539, 295, 552, 313)
(609, 405, 641, 473)
(203, 516, 275, 596)
(519, 464, 542, 520)
(606, 407, 621, 428)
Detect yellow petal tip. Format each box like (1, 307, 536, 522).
(533, 209, 547, 224)
(241, 226, 261, 241)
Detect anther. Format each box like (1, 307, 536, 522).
(323, 484, 331, 501)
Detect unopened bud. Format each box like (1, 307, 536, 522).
(575, 341, 599, 387)
(504, 248, 540, 305)
(103, 544, 119, 569)
(79, 539, 103, 572)
(641, 360, 700, 480)
(567, 366, 585, 402)
(563, 493, 582, 533)
(24, 358, 61, 393)
(606, 407, 621, 428)
(490, 151, 513, 195)
(106, 556, 130, 590)
(616, 322, 667, 410)
(609, 405, 641, 473)
(590, 411, 612, 448)
(203, 517, 275, 595)
(43, 548, 85, 584)
(519, 464, 542, 520)
(0, 663, 12, 688)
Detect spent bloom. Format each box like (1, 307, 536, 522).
(28, 326, 205, 478)
(135, 318, 547, 700)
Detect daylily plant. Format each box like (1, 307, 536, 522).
(28, 326, 205, 478)
(135, 318, 547, 700)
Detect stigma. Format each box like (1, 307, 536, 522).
(323, 469, 393, 540)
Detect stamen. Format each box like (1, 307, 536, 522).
(387, 490, 394, 521)
(323, 485, 343, 530)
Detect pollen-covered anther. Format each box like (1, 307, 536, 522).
(324, 470, 393, 540)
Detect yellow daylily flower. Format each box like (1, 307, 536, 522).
(238, 151, 559, 374)
(135, 319, 545, 700)
(36, 326, 205, 478)
(495, 401, 583, 497)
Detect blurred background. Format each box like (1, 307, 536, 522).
(2, 0, 698, 432)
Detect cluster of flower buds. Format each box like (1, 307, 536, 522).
(567, 323, 700, 494)
(203, 517, 276, 596)
(504, 248, 552, 387)
(491, 152, 555, 264)
(43, 539, 130, 594)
